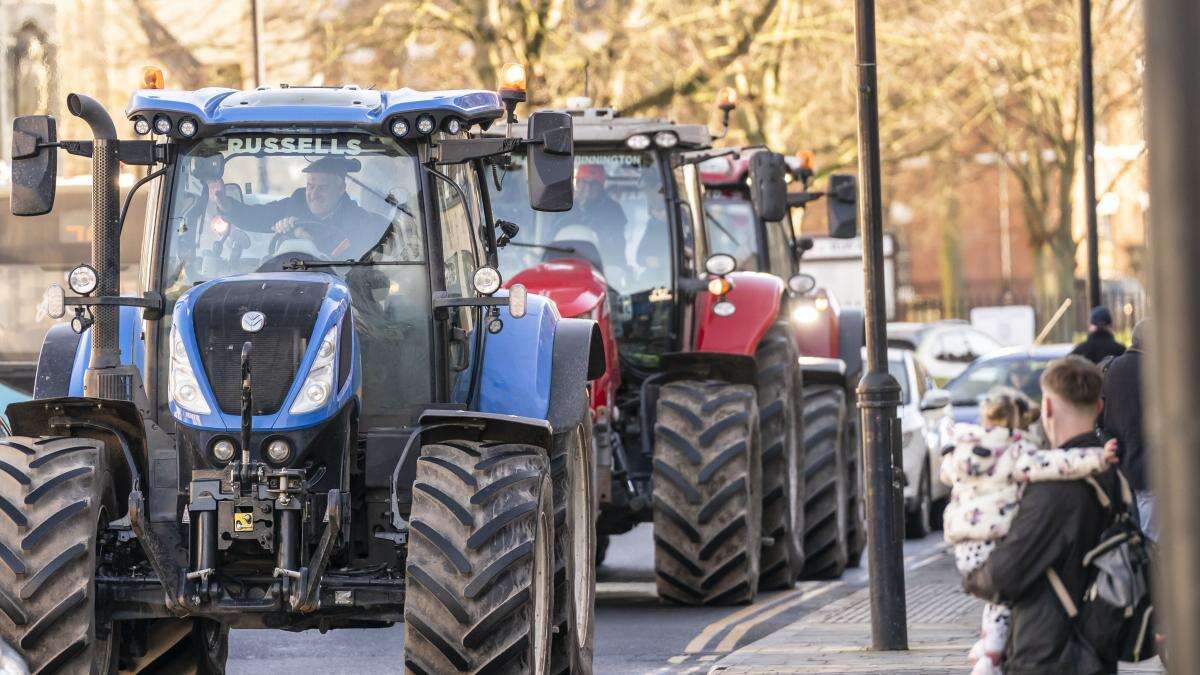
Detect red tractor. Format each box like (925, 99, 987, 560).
(489, 102, 863, 604)
(700, 150, 867, 574)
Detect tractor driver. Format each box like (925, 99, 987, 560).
(211, 155, 387, 260)
(554, 163, 629, 270)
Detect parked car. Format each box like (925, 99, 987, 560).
(888, 320, 1005, 383)
(944, 344, 1074, 424)
(883, 348, 954, 537)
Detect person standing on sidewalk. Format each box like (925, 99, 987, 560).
(1100, 319, 1155, 539)
(1071, 307, 1126, 364)
(965, 356, 1120, 675)
(941, 388, 1117, 675)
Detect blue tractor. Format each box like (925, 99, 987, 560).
(2, 68, 603, 674)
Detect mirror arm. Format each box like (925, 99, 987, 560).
(66, 291, 165, 320)
(673, 147, 739, 168)
(432, 293, 511, 310)
(433, 138, 525, 165)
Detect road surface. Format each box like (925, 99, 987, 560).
(227, 524, 951, 673)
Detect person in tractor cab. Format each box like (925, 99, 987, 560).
(557, 163, 628, 266)
(212, 155, 392, 259)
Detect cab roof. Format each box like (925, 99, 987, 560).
(488, 107, 712, 149)
(125, 85, 504, 139)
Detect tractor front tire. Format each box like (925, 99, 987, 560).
(550, 414, 596, 674)
(652, 381, 762, 606)
(799, 386, 851, 580)
(754, 330, 805, 591)
(404, 441, 556, 675)
(0, 436, 119, 673)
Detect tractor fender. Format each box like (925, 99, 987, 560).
(546, 318, 605, 435)
(695, 271, 784, 356)
(837, 307, 865, 382)
(477, 294, 557, 420)
(799, 356, 853, 390)
(33, 322, 83, 399)
(418, 409, 554, 452)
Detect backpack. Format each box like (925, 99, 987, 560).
(1045, 471, 1157, 664)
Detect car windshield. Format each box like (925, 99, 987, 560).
(946, 356, 1057, 405)
(161, 132, 424, 302)
(495, 150, 670, 298)
(888, 357, 911, 405)
(703, 198, 759, 272)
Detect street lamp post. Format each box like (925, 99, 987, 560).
(1145, 0, 1200, 670)
(853, 0, 908, 651)
(1080, 0, 1102, 310)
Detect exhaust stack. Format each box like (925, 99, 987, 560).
(67, 93, 126, 398)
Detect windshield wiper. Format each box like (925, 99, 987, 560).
(508, 241, 576, 254)
(283, 258, 419, 270)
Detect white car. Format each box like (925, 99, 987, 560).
(887, 348, 953, 538)
(888, 320, 1004, 383)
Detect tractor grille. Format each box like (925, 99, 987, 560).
(191, 279, 328, 415)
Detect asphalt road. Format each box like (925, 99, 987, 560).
(227, 525, 950, 674)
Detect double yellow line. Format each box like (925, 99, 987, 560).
(682, 582, 844, 655)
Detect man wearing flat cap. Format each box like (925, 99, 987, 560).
(215, 155, 384, 258)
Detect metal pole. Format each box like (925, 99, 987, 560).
(1080, 0, 1101, 310)
(853, 0, 907, 651)
(1145, 0, 1200, 670)
(251, 0, 265, 88)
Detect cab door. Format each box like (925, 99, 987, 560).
(433, 160, 487, 405)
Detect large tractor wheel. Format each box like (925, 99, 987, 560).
(652, 381, 761, 606)
(550, 412, 596, 674)
(799, 386, 851, 580)
(404, 441, 556, 675)
(754, 330, 804, 591)
(0, 435, 121, 672)
(118, 618, 229, 673)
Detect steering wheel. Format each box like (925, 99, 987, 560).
(268, 220, 328, 256)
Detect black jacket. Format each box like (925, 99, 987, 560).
(1071, 329, 1126, 364)
(1101, 348, 1148, 490)
(223, 189, 385, 257)
(965, 432, 1119, 675)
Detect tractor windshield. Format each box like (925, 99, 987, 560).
(162, 133, 424, 299)
(703, 197, 760, 272)
(494, 150, 675, 367)
(495, 150, 670, 297)
(160, 132, 434, 425)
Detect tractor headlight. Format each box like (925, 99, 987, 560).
(390, 118, 409, 138)
(290, 324, 338, 414)
(211, 439, 236, 463)
(625, 134, 651, 150)
(653, 131, 678, 148)
(169, 324, 211, 415)
(415, 114, 436, 135)
(177, 117, 198, 138)
(133, 117, 151, 135)
(265, 438, 292, 464)
(152, 114, 172, 135)
(792, 304, 820, 324)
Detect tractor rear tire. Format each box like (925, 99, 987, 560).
(550, 414, 596, 674)
(754, 330, 804, 591)
(404, 441, 555, 675)
(0, 436, 120, 673)
(799, 386, 851, 580)
(652, 381, 761, 606)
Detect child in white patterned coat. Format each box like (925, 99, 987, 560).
(941, 388, 1117, 675)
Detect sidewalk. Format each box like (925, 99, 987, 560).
(710, 546, 1165, 674)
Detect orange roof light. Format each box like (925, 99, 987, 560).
(798, 150, 815, 171)
(716, 86, 738, 112)
(141, 66, 165, 90)
(499, 63, 527, 94)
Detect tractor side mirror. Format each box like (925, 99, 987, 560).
(526, 111, 574, 212)
(749, 151, 788, 222)
(11, 115, 58, 216)
(827, 173, 858, 239)
(788, 273, 816, 294)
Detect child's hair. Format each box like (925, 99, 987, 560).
(980, 387, 1023, 429)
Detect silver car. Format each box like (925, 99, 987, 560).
(887, 348, 953, 538)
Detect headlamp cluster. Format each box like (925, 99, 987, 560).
(625, 131, 679, 150)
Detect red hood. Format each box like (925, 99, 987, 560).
(505, 258, 606, 318)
